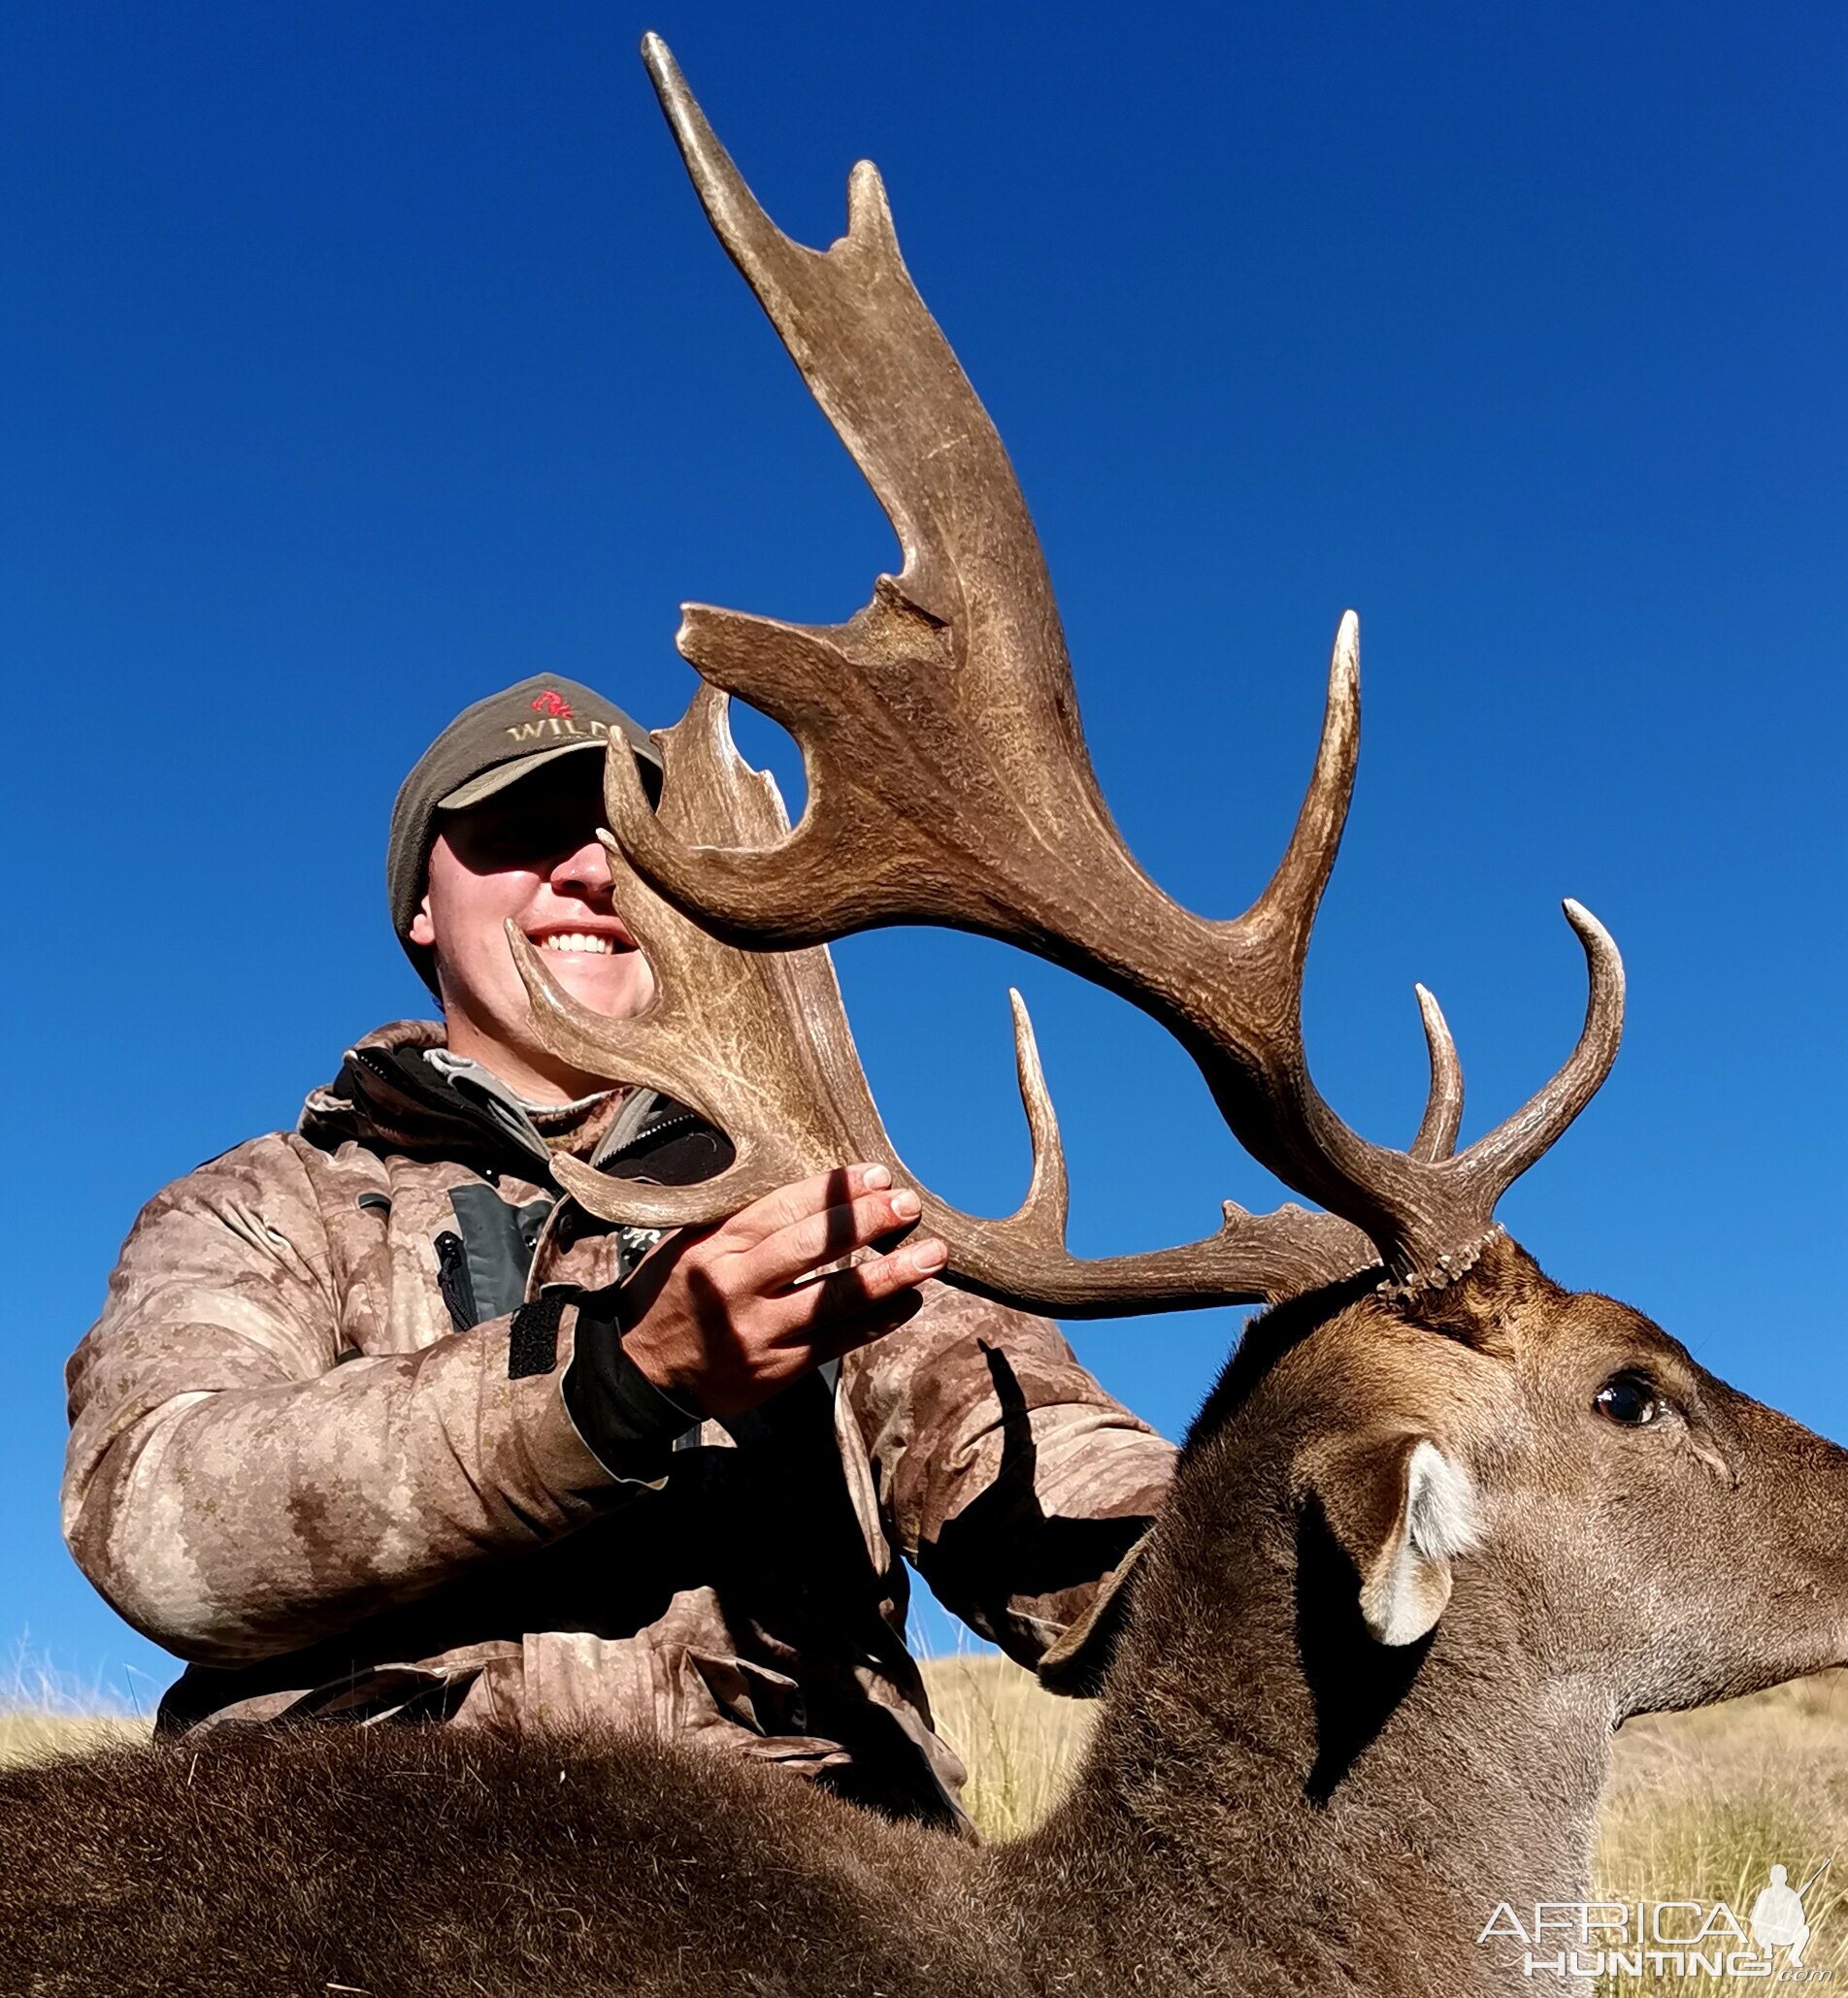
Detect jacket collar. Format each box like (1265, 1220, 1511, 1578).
(298, 1022, 616, 1173)
(299, 1021, 730, 1188)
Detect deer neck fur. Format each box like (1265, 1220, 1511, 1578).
(1000, 1271, 1611, 1995)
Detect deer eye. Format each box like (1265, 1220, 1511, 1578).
(1595, 1375, 1663, 1427)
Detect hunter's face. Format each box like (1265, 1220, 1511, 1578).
(409, 752, 657, 1099)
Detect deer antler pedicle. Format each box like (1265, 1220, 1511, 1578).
(583, 36, 1623, 1294)
(515, 687, 1375, 1311)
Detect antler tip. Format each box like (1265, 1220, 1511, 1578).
(1327, 612, 1361, 704)
(1006, 988, 1050, 1087)
(639, 31, 677, 86)
(504, 916, 554, 1011)
(1560, 897, 1625, 1001)
(845, 158, 896, 245)
(1408, 978, 1465, 1163)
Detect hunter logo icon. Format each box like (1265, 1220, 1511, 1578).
(1751, 1862, 1830, 1968)
(530, 689, 574, 720)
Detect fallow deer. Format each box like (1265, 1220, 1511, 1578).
(3, 37, 1840, 1998)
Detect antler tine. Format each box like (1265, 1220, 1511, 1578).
(1006, 988, 1072, 1238)
(1409, 985, 1465, 1163)
(1244, 612, 1361, 965)
(1446, 900, 1624, 1201)
(640, 35, 958, 624)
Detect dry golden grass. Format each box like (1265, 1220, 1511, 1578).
(922, 1651, 1098, 1839)
(0, 1647, 151, 1770)
(0, 1709, 147, 1767)
(1590, 1671, 1848, 1990)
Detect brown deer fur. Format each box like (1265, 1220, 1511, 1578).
(8, 1235, 1847, 1997)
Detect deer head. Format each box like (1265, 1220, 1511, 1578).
(1007, 1238, 1848, 1990)
(1088, 1234, 1848, 1717)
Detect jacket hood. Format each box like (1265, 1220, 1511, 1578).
(297, 1031, 515, 1166)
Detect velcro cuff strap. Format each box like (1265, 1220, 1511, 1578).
(561, 1289, 702, 1482)
(509, 1291, 571, 1379)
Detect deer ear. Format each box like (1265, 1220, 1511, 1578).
(1037, 1532, 1148, 1697)
(1306, 1435, 1479, 1646)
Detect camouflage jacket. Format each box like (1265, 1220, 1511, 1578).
(64, 1021, 1172, 1828)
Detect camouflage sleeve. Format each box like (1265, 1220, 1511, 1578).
(62, 1139, 618, 1668)
(842, 1283, 1173, 1673)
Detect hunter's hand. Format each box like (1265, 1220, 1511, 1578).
(614, 1164, 944, 1419)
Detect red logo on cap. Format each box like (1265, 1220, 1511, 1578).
(531, 690, 574, 721)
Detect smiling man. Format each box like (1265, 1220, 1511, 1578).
(63, 674, 1173, 1832)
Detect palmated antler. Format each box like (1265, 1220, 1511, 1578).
(514, 687, 1373, 1312)
(594, 36, 1624, 1294)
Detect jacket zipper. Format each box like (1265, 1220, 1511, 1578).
(603, 1110, 701, 1163)
(433, 1229, 478, 1334)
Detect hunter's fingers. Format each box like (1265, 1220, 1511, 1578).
(743, 1186, 926, 1292)
(804, 1285, 928, 1362)
(764, 1236, 948, 1340)
(718, 1163, 892, 1250)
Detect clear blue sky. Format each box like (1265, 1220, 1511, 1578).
(3, 0, 1843, 1700)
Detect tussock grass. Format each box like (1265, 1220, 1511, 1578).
(921, 1652, 1096, 1839)
(0, 1648, 148, 1770)
(1589, 1672, 1848, 1991)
